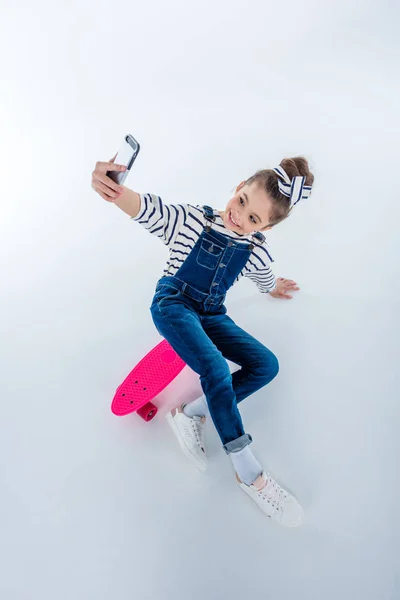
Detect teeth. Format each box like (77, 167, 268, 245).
(230, 212, 238, 226)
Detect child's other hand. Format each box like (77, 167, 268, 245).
(91, 153, 127, 202)
(269, 278, 300, 300)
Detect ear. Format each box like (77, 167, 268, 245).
(261, 225, 273, 231)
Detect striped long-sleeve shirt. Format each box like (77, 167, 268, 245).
(131, 193, 277, 294)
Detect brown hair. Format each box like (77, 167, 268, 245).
(244, 156, 315, 228)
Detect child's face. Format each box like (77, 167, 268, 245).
(221, 181, 273, 235)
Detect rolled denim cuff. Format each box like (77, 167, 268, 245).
(223, 433, 253, 455)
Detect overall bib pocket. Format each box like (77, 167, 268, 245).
(196, 240, 224, 270)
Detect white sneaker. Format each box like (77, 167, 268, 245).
(166, 405, 208, 472)
(236, 470, 304, 527)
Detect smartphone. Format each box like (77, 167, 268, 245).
(107, 134, 140, 185)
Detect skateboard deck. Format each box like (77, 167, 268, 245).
(111, 339, 186, 420)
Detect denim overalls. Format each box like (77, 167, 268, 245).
(150, 205, 279, 455)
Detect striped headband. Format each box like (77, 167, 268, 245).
(272, 166, 313, 208)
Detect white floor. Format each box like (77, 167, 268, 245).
(1, 1, 399, 599)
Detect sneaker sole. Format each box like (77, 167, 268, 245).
(165, 412, 207, 472)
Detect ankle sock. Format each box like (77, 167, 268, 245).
(228, 445, 263, 486)
(182, 394, 209, 419)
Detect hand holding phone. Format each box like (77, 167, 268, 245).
(106, 134, 140, 185)
(91, 134, 140, 203)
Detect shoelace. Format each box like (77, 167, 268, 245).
(190, 419, 205, 449)
(258, 474, 288, 510)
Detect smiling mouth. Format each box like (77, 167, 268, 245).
(228, 211, 240, 228)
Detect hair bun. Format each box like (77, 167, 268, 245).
(279, 156, 314, 187)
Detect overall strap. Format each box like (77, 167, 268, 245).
(250, 230, 273, 261)
(245, 231, 266, 251)
(251, 231, 265, 245)
(202, 205, 216, 231)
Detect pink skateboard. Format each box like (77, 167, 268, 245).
(111, 339, 186, 421)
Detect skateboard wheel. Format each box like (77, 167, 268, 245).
(137, 402, 158, 421)
(161, 349, 177, 363)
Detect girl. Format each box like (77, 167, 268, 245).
(91, 154, 314, 527)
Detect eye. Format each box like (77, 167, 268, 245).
(240, 196, 256, 224)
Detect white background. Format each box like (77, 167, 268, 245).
(1, 0, 399, 598)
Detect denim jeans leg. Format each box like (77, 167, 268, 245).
(150, 297, 252, 450)
(202, 312, 280, 406)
